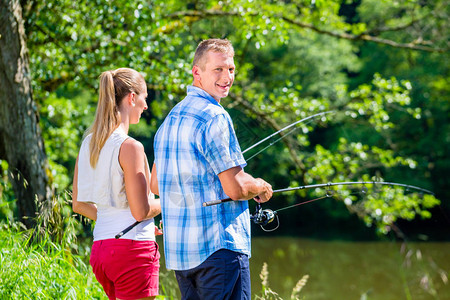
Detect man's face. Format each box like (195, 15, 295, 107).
(194, 51, 235, 102)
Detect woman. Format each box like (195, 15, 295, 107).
(72, 68, 161, 300)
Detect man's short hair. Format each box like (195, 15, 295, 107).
(193, 39, 234, 69)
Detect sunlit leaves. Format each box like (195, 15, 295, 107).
(39, 91, 94, 191)
(358, 0, 449, 49)
(20, 0, 444, 235)
(346, 73, 418, 132)
(359, 190, 440, 235)
(302, 125, 439, 233)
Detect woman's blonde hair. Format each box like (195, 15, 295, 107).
(88, 67, 145, 167)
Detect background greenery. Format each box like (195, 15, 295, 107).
(2, 0, 449, 238)
(0, 0, 448, 299)
(4, 0, 445, 239)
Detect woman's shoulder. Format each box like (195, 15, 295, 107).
(120, 137, 144, 156)
(119, 138, 146, 171)
(80, 132, 93, 145)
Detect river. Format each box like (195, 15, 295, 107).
(157, 236, 450, 299)
(250, 237, 450, 299)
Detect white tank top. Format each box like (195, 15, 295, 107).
(77, 127, 155, 241)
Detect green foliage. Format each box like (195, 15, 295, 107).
(0, 160, 16, 221)
(0, 223, 106, 299)
(0, 221, 180, 300)
(0, 190, 178, 299)
(357, 0, 449, 49)
(39, 89, 94, 191)
(16, 0, 448, 238)
(346, 74, 417, 131)
(158, 269, 181, 300)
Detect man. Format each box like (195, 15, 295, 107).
(151, 38, 273, 299)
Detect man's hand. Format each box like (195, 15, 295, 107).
(253, 179, 273, 203)
(155, 220, 163, 236)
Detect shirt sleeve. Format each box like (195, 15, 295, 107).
(202, 113, 247, 175)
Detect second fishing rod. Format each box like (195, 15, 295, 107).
(115, 111, 334, 239)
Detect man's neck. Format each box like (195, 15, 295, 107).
(191, 82, 221, 103)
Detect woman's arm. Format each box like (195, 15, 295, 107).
(120, 139, 161, 222)
(150, 163, 159, 196)
(72, 156, 98, 220)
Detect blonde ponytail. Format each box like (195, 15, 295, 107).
(87, 68, 145, 167)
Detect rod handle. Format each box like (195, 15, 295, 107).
(203, 198, 233, 207)
(115, 221, 141, 239)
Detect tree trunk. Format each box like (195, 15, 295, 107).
(0, 0, 52, 227)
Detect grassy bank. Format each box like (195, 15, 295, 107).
(0, 223, 105, 299)
(0, 221, 308, 299)
(0, 193, 305, 299)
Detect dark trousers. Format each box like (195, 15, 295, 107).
(175, 249, 251, 300)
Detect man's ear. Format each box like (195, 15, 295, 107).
(192, 65, 201, 81)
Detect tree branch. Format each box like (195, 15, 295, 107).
(367, 18, 419, 35)
(167, 9, 447, 53)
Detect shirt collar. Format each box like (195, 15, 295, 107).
(187, 85, 221, 107)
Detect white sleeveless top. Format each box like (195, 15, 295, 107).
(77, 127, 155, 241)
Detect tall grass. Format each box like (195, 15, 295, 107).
(0, 193, 182, 300)
(0, 222, 106, 299)
(0, 192, 309, 299)
(255, 262, 309, 300)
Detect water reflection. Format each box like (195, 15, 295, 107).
(250, 237, 450, 299)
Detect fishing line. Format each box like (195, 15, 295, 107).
(242, 111, 334, 154)
(273, 188, 367, 214)
(254, 188, 365, 231)
(274, 195, 330, 213)
(116, 112, 334, 238)
(252, 182, 435, 232)
(245, 119, 316, 161)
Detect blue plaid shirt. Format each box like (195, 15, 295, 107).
(154, 86, 250, 270)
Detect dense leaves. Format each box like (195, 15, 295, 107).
(3, 0, 447, 238)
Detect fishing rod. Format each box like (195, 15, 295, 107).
(115, 112, 333, 238)
(115, 221, 141, 239)
(236, 181, 435, 232)
(242, 111, 334, 154)
(202, 181, 434, 207)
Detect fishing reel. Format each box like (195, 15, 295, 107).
(250, 203, 279, 232)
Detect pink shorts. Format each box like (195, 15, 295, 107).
(90, 239, 160, 300)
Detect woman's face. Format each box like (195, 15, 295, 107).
(130, 81, 148, 124)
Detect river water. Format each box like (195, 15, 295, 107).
(250, 237, 450, 299)
(158, 236, 450, 299)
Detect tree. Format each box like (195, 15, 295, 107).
(0, 0, 52, 227)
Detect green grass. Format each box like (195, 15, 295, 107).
(0, 223, 106, 299)
(0, 194, 305, 299)
(0, 192, 181, 299)
(0, 221, 308, 300)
